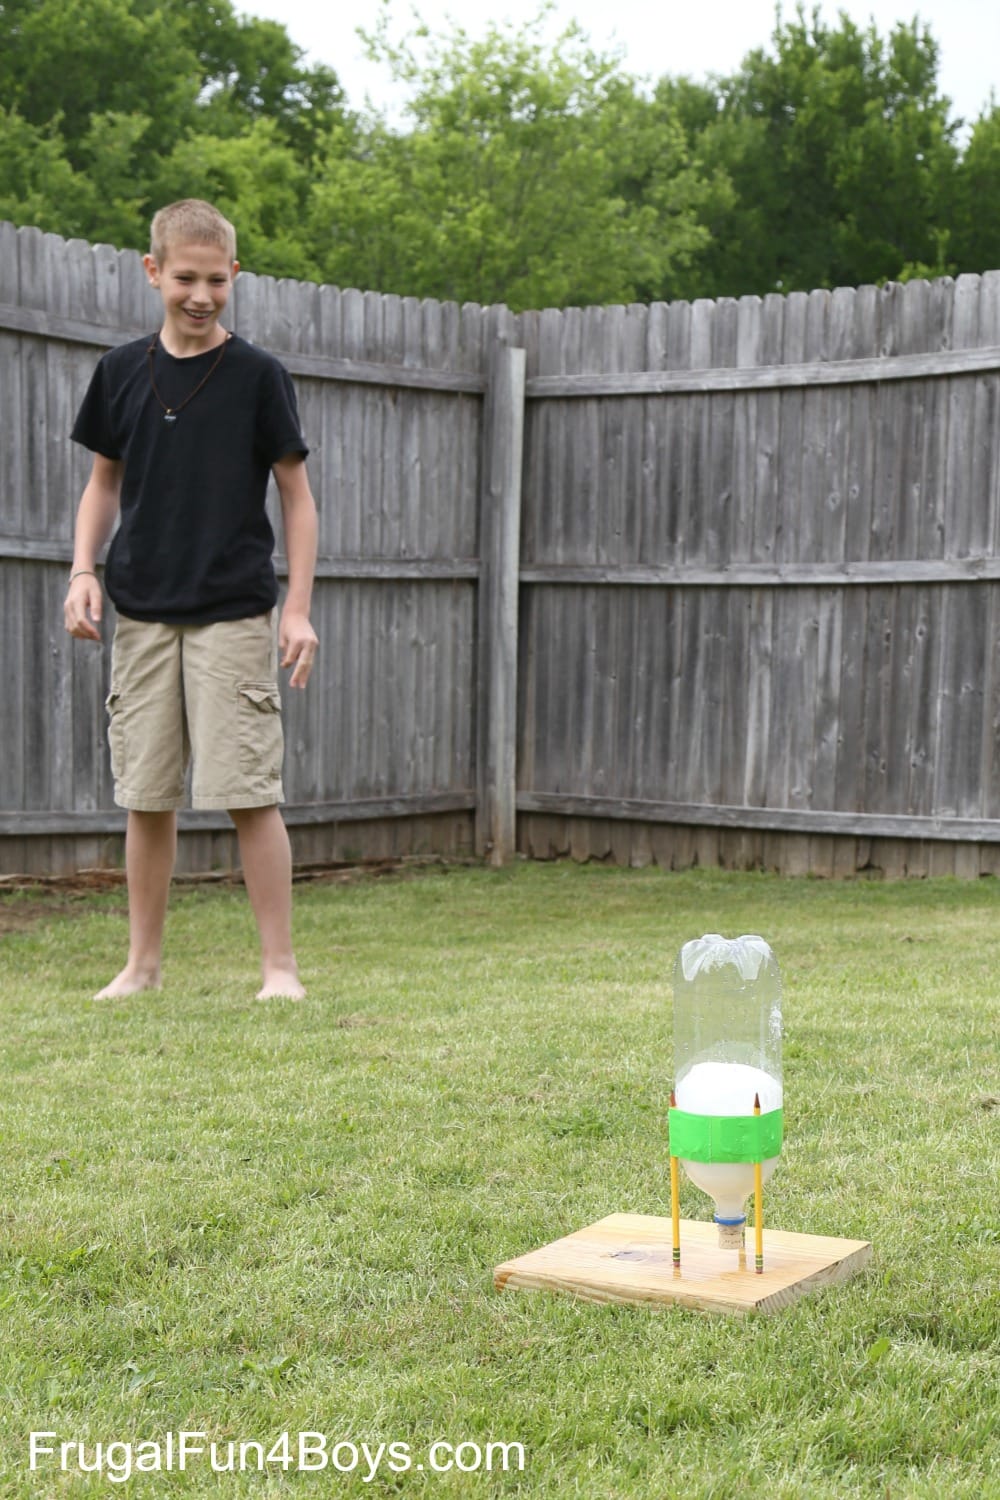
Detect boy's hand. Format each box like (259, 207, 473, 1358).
(64, 573, 103, 641)
(280, 609, 319, 689)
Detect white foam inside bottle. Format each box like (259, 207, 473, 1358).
(675, 1060, 782, 1248)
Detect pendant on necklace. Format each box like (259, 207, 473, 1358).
(164, 413, 177, 424)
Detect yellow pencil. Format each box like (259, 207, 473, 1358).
(669, 1089, 681, 1270)
(753, 1091, 763, 1275)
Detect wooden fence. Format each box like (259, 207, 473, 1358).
(3, 222, 1000, 878)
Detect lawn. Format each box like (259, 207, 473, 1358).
(0, 860, 997, 1498)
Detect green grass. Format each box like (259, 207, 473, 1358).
(0, 861, 998, 1498)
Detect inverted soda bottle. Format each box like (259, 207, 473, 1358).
(672, 934, 783, 1247)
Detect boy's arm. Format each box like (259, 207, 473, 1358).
(64, 453, 123, 641)
(273, 453, 319, 690)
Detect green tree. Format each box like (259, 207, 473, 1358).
(951, 103, 1000, 276)
(76, 112, 154, 249)
(660, 5, 960, 297)
(0, 107, 96, 237)
(180, 6, 345, 162)
(0, 0, 198, 153)
(0, 0, 346, 253)
(307, 13, 711, 309)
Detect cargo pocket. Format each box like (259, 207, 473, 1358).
(105, 689, 126, 783)
(237, 683, 283, 780)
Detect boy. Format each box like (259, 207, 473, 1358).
(63, 199, 319, 1001)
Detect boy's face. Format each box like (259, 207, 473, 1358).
(142, 241, 239, 352)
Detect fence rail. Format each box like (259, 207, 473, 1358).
(524, 344, 1000, 395)
(4, 221, 1000, 878)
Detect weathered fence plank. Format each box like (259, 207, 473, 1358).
(476, 343, 526, 863)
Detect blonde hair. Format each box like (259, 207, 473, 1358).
(149, 199, 237, 265)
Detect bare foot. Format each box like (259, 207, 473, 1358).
(256, 966, 306, 1000)
(93, 965, 162, 1000)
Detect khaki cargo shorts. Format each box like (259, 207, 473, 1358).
(106, 611, 284, 811)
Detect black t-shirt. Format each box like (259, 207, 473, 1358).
(71, 332, 309, 624)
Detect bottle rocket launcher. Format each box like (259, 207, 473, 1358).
(494, 927, 872, 1311)
(669, 934, 783, 1252)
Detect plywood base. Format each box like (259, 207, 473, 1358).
(494, 1213, 872, 1316)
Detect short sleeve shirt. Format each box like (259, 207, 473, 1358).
(71, 332, 309, 624)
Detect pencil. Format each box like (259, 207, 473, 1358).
(669, 1089, 681, 1270)
(753, 1091, 763, 1274)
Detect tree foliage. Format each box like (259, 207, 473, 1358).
(951, 104, 1000, 279)
(0, 0, 343, 253)
(0, 0, 998, 304)
(308, 16, 711, 308)
(662, 6, 963, 296)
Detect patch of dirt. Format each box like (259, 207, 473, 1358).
(0, 868, 128, 934)
(291, 855, 474, 885)
(0, 895, 88, 934)
(0, 900, 46, 934)
(0, 868, 126, 895)
(0, 855, 474, 933)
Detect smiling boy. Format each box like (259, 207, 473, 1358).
(64, 199, 319, 1000)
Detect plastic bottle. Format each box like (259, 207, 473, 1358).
(672, 934, 783, 1248)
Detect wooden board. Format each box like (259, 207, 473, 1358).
(494, 1214, 872, 1316)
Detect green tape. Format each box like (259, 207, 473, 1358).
(668, 1107, 783, 1163)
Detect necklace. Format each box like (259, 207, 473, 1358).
(147, 331, 231, 423)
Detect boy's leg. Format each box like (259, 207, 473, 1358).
(183, 612, 300, 997)
(229, 805, 305, 999)
(95, 809, 177, 999)
(98, 618, 186, 1000)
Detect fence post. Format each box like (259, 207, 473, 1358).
(476, 341, 526, 865)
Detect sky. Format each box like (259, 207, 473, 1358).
(236, 0, 1000, 129)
